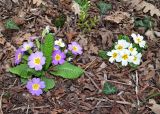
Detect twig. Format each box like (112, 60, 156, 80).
(12, 105, 50, 111)
(105, 80, 133, 86)
(0, 90, 4, 114)
(86, 97, 135, 107)
(84, 58, 97, 70)
(135, 70, 140, 108)
(26, 105, 29, 114)
(85, 72, 100, 90)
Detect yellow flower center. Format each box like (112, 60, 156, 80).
(122, 54, 128, 60)
(117, 45, 123, 50)
(72, 46, 78, 51)
(130, 47, 133, 52)
(137, 37, 141, 43)
(112, 53, 118, 58)
(55, 54, 61, 61)
(133, 56, 137, 61)
(34, 58, 41, 65)
(18, 53, 22, 60)
(58, 42, 62, 46)
(25, 46, 30, 50)
(32, 84, 40, 90)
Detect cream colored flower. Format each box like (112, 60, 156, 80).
(131, 33, 146, 48)
(128, 43, 137, 55)
(55, 39, 65, 47)
(107, 50, 121, 63)
(129, 53, 142, 65)
(115, 39, 130, 51)
(120, 49, 130, 66)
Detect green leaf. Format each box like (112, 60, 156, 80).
(118, 35, 130, 42)
(28, 68, 44, 77)
(9, 64, 30, 78)
(74, 0, 90, 13)
(103, 82, 117, 95)
(41, 77, 55, 92)
(97, 1, 112, 15)
(9, 64, 44, 78)
(134, 17, 153, 30)
(129, 62, 138, 69)
(5, 19, 19, 30)
(42, 33, 54, 70)
(20, 78, 28, 85)
(50, 62, 84, 79)
(98, 50, 108, 60)
(53, 14, 66, 28)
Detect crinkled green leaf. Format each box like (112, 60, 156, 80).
(9, 64, 30, 78)
(42, 33, 54, 70)
(5, 19, 19, 30)
(118, 35, 130, 42)
(9, 64, 44, 78)
(41, 77, 55, 92)
(97, 1, 112, 15)
(98, 50, 108, 60)
(50, 62, 84, 79)
(103, 82, 117, 95)
(134, 17, 153, 30)
(53, 14, 66, 28)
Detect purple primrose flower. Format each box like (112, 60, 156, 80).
(68, 42, 82, 55)
(54, 45, 60, 51)
(26, 78, 45, 96)
(52, 50, 66, 65)
(22, 42, 34, 51)
(14, 48, 24, 65)
(28, 51, 46, 71)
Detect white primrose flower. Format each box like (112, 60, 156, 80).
(120, 49, 130, 66)
(107, 50, 121, 63)
(115, 39, 130, 51)
(128, 43, 138, 55)
(129, 53, 142, 65)
(131, 33, 146, 48)
(55, 39, 65, 47)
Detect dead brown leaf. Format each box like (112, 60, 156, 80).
(29, 0, 44, 6)
(99, 29, 114, 49)
(105, 11, 130, 24)
(88, 43, 98, 54)
(145, 30, 157, 41)
(12, 33, 31, 45)
(66, 32, 77, 43)
(149, 99, 160, 114)
(154, 31, 160, 38)
(123, 0, 160, 17)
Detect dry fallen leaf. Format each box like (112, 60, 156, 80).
(149, 99, 160, 114)
(154, 31, 160, 38)
(99, 29, 114, 49)
(71, 1, 81, 15)
(29, 0, 44, 6)
(13, 33, 31, 45)
(145, 30, 157, 41)
(123, 0, 160, 17)
(105, 11, 130, 24)
(66, 31, 77, 43)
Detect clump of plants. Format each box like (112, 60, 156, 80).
(74, 0, 99, 32)
(9, 27, 84, 96)
(99, 33, 147, 68)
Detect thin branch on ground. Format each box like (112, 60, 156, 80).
(86, 97, 136, 107)
(0, 90, 4, 114)
(85, 71, 100, 90)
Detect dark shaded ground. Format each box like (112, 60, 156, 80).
(0, 0, 160, 114)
